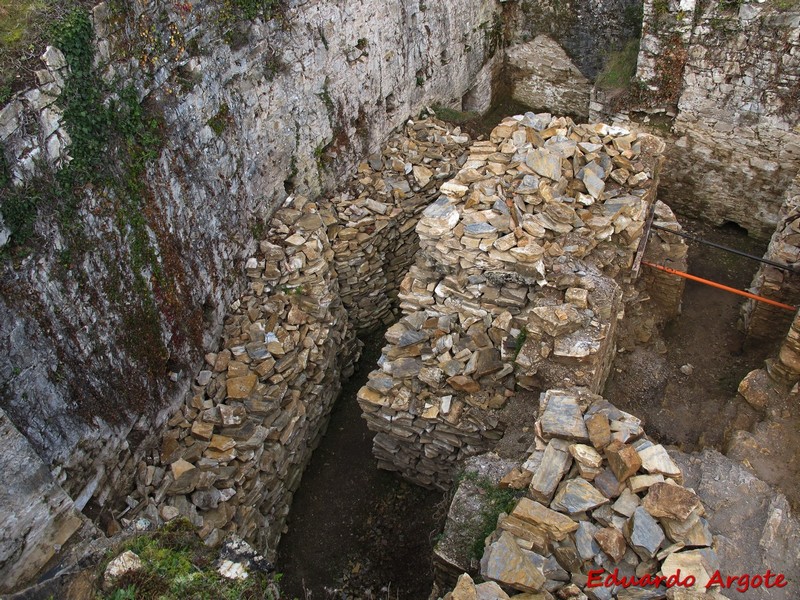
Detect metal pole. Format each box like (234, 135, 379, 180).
(642, 261, 797, 311)
(650, 223, 800, 274)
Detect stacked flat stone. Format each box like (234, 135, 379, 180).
(417, 113, 665, 281)
(438, 388, 724, 600)
(125, 196, 360, 558)
(330, 117, 471, 332)
(639, 201, 688, 320)
(358, 114, 666, 490)
(357, 256, 520, 489)
(742, 174, 800, 339)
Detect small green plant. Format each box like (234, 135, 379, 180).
(431, 105, 479, 124)
(356, 37, 368, 50)
(513, 327, 528, 360)
(100, 519, 281, 599)
(317, 24, 328, 49)
(455, 473, 522, 560)
(717, 0, 743, 10)
(479, 14, 504, 57)
(313, 141, 329, 171)
(251, 219, 266, 240)
(623, 1, 644, 36)
(596, 38, 640, 90)
(108, 585, 137, 600)
(0, 82, 11, 104)
(207, 102, 231, 135)
(317, 81, 335, 118)
(280, 284, 305, 296)
(215, 0, 285, 43)
(265, 48, 285, 80)
(1, 187, 41, 245)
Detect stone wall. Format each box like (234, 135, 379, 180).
(432, 390, 775, 599)
(505, 36, 591, 120)
(330, 118, 473, 332)
(358, 114, 668, 490)
(0, 0, 502, 589)
(639, 201, 688, 320)
(742, 175, 800, 339)
(505, 0, 644, 79)
(592, 0, 800, 239)
(122, 195, 360, 559)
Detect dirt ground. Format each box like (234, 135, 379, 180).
(275, 334, 448, 600)
(603, 219, 781, 452)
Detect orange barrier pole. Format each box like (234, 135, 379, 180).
(642, 261, 797, 312)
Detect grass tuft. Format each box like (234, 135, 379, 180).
(456, 471, 523, 560)
(596, 39, 640, 91)
(99, 519, 282, 600)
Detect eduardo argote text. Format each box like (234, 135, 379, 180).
(587, 567, 789, 593)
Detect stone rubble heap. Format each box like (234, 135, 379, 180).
(440, 388, 725, 600)
(358, 114, 669, 491)
(124, 196, 360, 557)
(330, 118, 472, 332)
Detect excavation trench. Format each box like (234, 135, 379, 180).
(604, 219, 780, 452)
(274, 142, 792, 598)
(275, 332, 446, 599)
(118, 109, 794, 599)
(275, 218, 781, 598)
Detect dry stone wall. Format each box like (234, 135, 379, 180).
(742, 175, 800, 339)
(358, 114, 669, 490)
(592, 0, 800, 239)
(123, 195, 360, 557)
(330, 119, 473, 332)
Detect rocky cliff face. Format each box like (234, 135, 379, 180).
(0, 0, 501, 590)
(506, 0, 644, 78)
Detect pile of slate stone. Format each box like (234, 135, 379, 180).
(330, 116, 472, 332)
(441, 387, 721, 599)
(417, 114, 665, 281)
(358, 114, 668, 491)
(124, 196, 360, 557)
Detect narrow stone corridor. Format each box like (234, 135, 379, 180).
(276, 334, 446, 599)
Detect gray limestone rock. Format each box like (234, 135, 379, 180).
(625, 506, 664, 559)
(421, 197, 460, 235)
(529, 439, 573, 503)
(551, 478, 609, 514)
(527, 148, 562, 181)
(540, 391, 590, 441)
(480, 531, 546, 592)
(575, 521, 601, 560)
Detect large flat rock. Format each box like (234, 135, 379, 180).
(669, 448, 800, 600)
